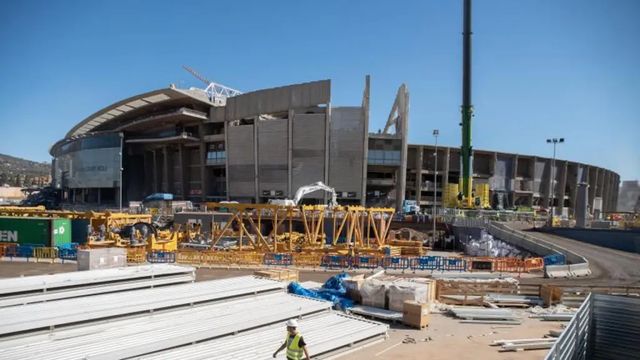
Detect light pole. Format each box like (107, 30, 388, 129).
(119, 133, 124, 212)
(433, 129, 439, 244)
(546, 137, 564, 224)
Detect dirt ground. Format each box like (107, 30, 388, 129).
(339, 313, 559, 360)
(0, 261, 561, 360)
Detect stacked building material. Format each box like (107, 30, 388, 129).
(449, 307, 521, 324)
(137, 313, 388, 360)
(492, 338, 556, 352)
(0, 293, 331, 360)
(0, 276, 285, 336)
(0, 264, 195, 307)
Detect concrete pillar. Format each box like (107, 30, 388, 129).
(162, 146, 169, 193)
(558, 161, 568, 216)
(152, 150, 158, 193)
(287, 109, 294, 199)
(179, 144, 188, 200)
(224, 121, 230, 200)
(198, 124, 207, 202)
(361, 75, 370, 207)
(253, 117, 259, 203)
(324, 103, 331, 204)
(415, 146, 424, 204)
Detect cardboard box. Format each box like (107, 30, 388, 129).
(77, 248, 127, 271)
(388, 281, 428, 312)
(403, 300, 429, 329)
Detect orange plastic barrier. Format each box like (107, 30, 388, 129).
(524, 257, 544, 272)
(126, 248, 147, 263)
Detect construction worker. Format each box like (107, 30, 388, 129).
(272, 319, 310, 360)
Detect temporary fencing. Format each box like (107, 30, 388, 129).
(127, 248, 147, 263)
(263, 253, 293, 266)
(292, 253, 323, 267)
(381, 256, 410, 270)
(353, 255, 381, 269)
(33, 247, 59, 263)
(411, 256, 441, 271)
(321, 254, 350, 269)
(441, 257, 467, 272)
(146, 251, 176, 263)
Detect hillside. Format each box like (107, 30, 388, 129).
(0, 153, 51, 187)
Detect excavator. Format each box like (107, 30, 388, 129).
(268, 181, 338, 208)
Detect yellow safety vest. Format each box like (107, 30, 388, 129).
(285, 333, 303, 360)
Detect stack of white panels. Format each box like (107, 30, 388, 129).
(0, 265, 196, 307)
(140, 313, 389, 360)
(0, 293, 331, 360)
(0, 276, 285, 335)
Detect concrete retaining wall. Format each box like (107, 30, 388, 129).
(487, 222, 591, 278)
(541, 227, 640, 254)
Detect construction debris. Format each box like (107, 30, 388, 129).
(492, 338, 556, 352)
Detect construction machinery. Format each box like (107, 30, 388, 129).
(460, 0, 474, 208)
(268, 181, 338, 208)
(203, 202, 395, 255)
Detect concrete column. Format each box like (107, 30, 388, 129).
(324, 103, 331, 204)
(162, 146, 169, 193)
(224, 121, 230, 200)
(179, 144, 188, 200)
(558, 161, 568, 216)
(287, 109, 294, 199)
(253, 117, 259, 203)
(198, 124, 207, 201)
(361, 76, 370, 207)
(415, 146, 424, 204)
(152, 150, 158, 193)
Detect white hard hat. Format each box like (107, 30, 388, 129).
(286, 319, 299, 328)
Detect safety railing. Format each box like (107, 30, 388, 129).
(545, 293, 591, 360)
(146, 250, 176, 263)
(33, 247, 59, 263)
(291, 253, 323, 267)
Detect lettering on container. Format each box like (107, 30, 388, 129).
(0, 230, 18, 242)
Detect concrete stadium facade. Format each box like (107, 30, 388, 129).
(50, 78, 620, 216)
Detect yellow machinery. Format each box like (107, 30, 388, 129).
(204, 202, 395, 254)
(441, 182, 490, 209)
(0, 206, 177, 250)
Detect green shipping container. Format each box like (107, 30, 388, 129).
(0, 217, 71, 247)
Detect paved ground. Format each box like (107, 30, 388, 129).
(505, 222, 640, 287)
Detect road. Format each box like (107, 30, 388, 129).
(506, 222, 640, 287)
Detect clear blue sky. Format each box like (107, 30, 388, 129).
(0, 0, 638, 180)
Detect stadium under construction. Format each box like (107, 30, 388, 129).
(49, 75, 620, 217)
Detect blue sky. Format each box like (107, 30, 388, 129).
(0, 0, 638, 180)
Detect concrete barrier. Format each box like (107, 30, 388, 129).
(545, 264, 571, 278)
(484, 222, 591, 279)
(568, 263, 592, 277)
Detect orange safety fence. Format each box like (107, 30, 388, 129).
(126, 248, 147, 263)
(494, 258, 525, 273)
(524, 257, 544, 272)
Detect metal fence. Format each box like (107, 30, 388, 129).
(545, 293, 640, 360)
(545, 293, 592, 360)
